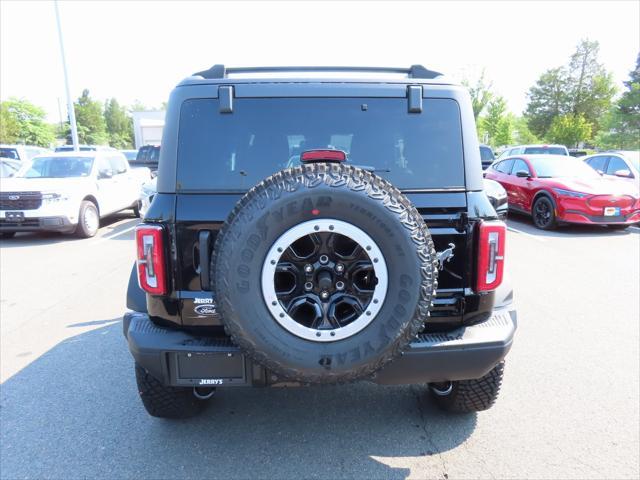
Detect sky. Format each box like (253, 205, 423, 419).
(1, 0, 639, 123)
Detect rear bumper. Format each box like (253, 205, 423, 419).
(560, 209, 640, 225)
(0, 216, 75, 232)
(123, 305, 517, 387)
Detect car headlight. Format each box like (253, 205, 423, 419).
(552, 188, 588, 198)
(42, 193, 69, 203)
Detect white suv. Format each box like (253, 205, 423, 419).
(0, 151, 149, 238)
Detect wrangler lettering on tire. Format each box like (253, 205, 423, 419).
(212, 163, 438, 384)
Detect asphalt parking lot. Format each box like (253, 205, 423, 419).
(1, 214, 638, 480)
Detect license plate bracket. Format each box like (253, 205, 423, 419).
(169, 351, 247, 387)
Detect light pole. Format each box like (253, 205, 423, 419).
(54, 0, 79, 151)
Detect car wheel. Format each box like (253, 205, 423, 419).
(0, 232, 16, 239)
(532, 196, 556, 230)
(430, 361, 505, 413)
(75, 201, 100, 238)
(133, 201, 141, 218)
(135, 364, 205, 419)
(212, 162, 437, 384)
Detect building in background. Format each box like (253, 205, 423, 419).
(132, 111, 165, 149)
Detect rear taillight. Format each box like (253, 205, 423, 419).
(136, 224, 167, 295)
(476, 221, 506, 292)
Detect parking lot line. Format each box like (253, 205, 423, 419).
(507, 226, 547, 243)
(95, 224, 137, 244)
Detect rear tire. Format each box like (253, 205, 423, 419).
(430, 362, 505, 413)
(132, 201, 141, 218)
(134, 364, 204, 419)
(532, 196, 556, 230)
(75, 201, 99, 238)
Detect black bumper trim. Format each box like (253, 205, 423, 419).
(0, 216, 75, 232)
(123, 306, 517, 387)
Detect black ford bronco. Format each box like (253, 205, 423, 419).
(124, 65, 516, 418)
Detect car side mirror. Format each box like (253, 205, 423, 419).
(515, 170, 530, 178)
(614, 169, 632, 178)
(98, 169, 113, 179)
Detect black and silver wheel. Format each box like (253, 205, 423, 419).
(212, 163, 437, 384)
(532, 196, 556, 230)
(132, 200, 141, 218)
(261, 219, 388, 342)
(75, 201, 99, 238)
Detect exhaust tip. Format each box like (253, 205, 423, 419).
(193, 386, 216, 400)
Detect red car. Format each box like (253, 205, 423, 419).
(485, 154, 640, 230)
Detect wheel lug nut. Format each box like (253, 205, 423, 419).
(335, 281, 345, 291)
(335, 263, 344, 273)
(320, 290, 330, 300)
(304, 281, 313, 291)
(304, 264, 313, 273)
(319, 255, 329, 265)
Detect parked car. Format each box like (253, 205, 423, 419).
(480, 144, 495, 170)
(568, 148, 589, 157)
(54, 145, 116, 152)
(485, 154, 640, 230)
(497, 144, 569, 159)
(130, 144, 160, 172)
(582, 151, 640, 185)
(138, 176, 156, 217)
(484, 178, 508, 220)
(0, 144, 50, 162)
(0, 159, 21, 178)
(121, 149, 139, 162)
(0, 151, 149, 239)
(124, 64, 516, 419)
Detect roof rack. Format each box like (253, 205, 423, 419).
(192, 64, 443, 80)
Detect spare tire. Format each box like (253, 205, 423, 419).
(212, 163, 437, 384)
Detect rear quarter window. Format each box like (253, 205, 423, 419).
(176, 97, 465, 191)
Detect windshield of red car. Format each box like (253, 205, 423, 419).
(531, 157, 601, 179)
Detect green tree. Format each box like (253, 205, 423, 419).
(512, 116, 539, 144)
(595, 53, 640, 150)
(0, 103, 20, 143)
(0, 98, 54, 147)
(567, 39, 616, 134)
(104, 98, 133, 148)
(525, 39, 615, 139)
(494, 114, 514, 147)
(546, 114, 592, 147)
(524, 67, 569, 137)
(482, 97, 507, 146)
(463, 71, 493, 120)
(73, 89, 108, 145)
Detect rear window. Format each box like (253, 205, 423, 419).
(0, 148, 19, 160)
(176, 98, 464, 191)
(524, 147, 567, 155)
(480, 146, 494, 161)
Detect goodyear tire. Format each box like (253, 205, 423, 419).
(135, 364, 204, 419)
(212, 163, 437, 384)
(430, 362, 505, 413)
